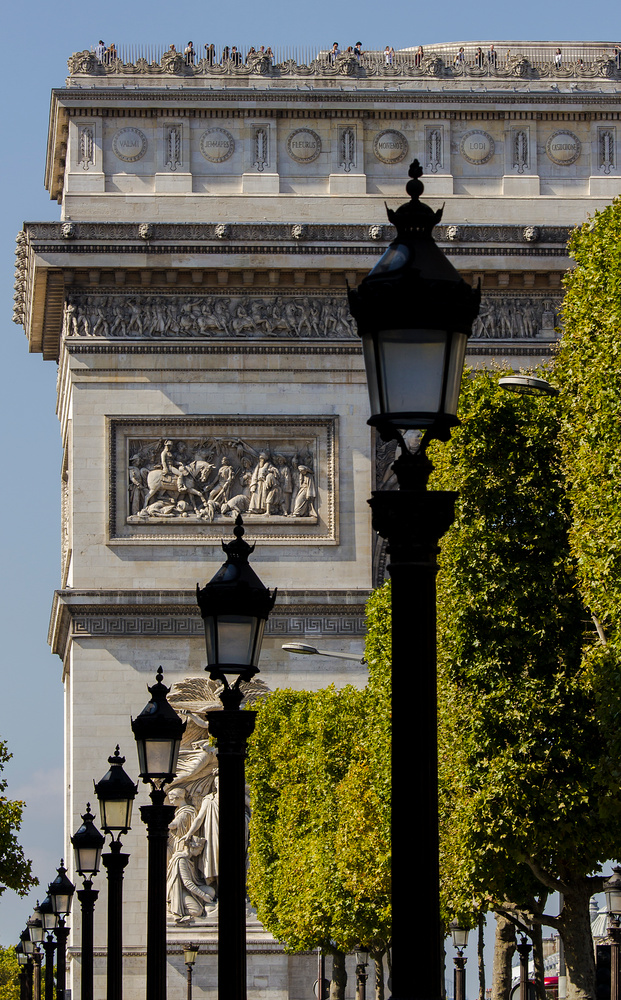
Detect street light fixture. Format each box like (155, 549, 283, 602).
(183, 944, 199, 1000)
(196, 514, 276, 1000)
(47, 861, 75, 1000)
(498, 375, 559, 396)
(71, 803, 105, 1000)
(354, 948, 369, 1000)
(348, 159, 480, 1000)
(450, 923, 469, 1000)
(132, 669, 186, 1000)
(281, 642, 365, 662)
(94, 748, 138, 1000)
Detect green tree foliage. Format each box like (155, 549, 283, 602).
(0, 741, 35, 898)
(556, 196, 621, 684)
(427, 371, 620, 1000)
(246, 676, 390, 961)
(0, 946, 20, 1000)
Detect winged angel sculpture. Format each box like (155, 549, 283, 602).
(164, 675, 270, 922)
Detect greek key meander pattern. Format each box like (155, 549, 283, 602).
(71, 614, 367, 637)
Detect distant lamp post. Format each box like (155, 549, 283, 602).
(196, 514, 276, 1000)
(15, 941, 29, 1000)
(604, 867, 621, 1000)
(26, 910, 44, 1000)
(132, 669, 186, 1000)
(37, 897, 57, 1000)
(47, 861, 76, 1000)
(348, 160, 480, 1000)
(516, 935, 533, 1000)
(94, 748, 138, 1000)
(354, 948, 369, 1000)
(281, 642, 365, 662)
(450, 922, 469, 1000)
(183, 944, 199, 1000)
(19, 931, 34, 1000)
(71, 803, 105, 1000)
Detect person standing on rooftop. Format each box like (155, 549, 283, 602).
(184, 41, 195, 65)
(95, 40, 105, 61)
(330, 42, 340, 63)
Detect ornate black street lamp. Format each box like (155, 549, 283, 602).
(47, 861, 76, 1000)
(37, 898, 57, 1000)
(183, 944, 199, 1000)
(15, 941, 29, 1000)
(516, 935, 533, 1000)
(196, 515, 276, 1000)
(94, 749, 138, 1000)
(450, 923, 469, 1000)
(71, 803, 105, 1000)
(19, 931, 34, 1000)
(26, 909, 44, 1000)
(348, 160, 480, 1000)
(604, 867, 621, 1000)
(354, 947, 369, 1000)
(132, 669, 186, 1000)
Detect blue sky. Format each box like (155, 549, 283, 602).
(0, 0, 618, 974)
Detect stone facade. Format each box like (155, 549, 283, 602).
(15, 39, 621, 999)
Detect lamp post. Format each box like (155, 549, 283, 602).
(132, 669, 186, 1000)
(604, 867, 621, 1000)
(26, 909, 45, 1000)
(71, 803, 105, 1000)
(47, 861, 76, 1000)
(516, 936, 532, 1000)
(16, 941, 29, 1000)
(348, 159, 480, 1000)
(19, 931, 34, 1000)
(38, 898, 57, 1000)
(196, 514, 276, 1000)
(450, 923, 469, 1000)
(355, 948, 369, 1000)
(183, 944, 199, 1000)
(94, 749, 138, 1000)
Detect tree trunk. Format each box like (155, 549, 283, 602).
(372, 954, 385, 1000)
(492, 913, 517, 1000)
(532, 922, 546, 1000)
(479, 913, 487, 1000)
(559, 884, 596, 1000)
(330, 951, 347, 1000)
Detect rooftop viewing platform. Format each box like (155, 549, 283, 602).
(67, 40, 621, 90)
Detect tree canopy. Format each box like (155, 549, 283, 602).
(0, 741, 35, 899)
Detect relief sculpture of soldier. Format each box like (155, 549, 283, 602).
(127, 437, 318, 523)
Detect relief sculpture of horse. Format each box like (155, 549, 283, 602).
(141, 461, 215, 513)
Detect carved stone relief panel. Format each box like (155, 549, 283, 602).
(286, 128, 322, 163)
(338, 126, 356, 173)
(109, 416, 338, 545)
(252, 125, 269, 172)
(598, 127, 616, 174)
(511, 128, 529, 174)
(111, 127, 148, 163)
(460, 129, 495, 165)
(372, 129, 408, 164)
(470, 293, 561, 340)
(62, 292, 359, 341)
(425, 125, 444, 173)
(165, 126, 182, 172)
(78, 126, 94, 170)
(545, 131, 581, 166)
(199, 128, 235, 163)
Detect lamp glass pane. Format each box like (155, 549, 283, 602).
(100, 798, 133, 832)
(444, 332, 469, 417)
(206, 616, 259, 667)
(74, 844, 102, 876)
(606, 888, 621, 915)
(143, 738, 177, 777)
(29, 922, 44, 945)
(41, 911, 58, 931)
(363, 329, 448, 423)
(22, 939, 34, 956)
(452, 926, 469, 949)
(50, 892, 72, 917)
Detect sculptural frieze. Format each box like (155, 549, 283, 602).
(62, 293, 358, 341)
(126, 436, 317, 525)
(470, 294, 561, 340)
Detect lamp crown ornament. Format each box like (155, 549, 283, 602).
(385, 158, 444, 239)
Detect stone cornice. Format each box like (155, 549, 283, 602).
(48, 588, 370, 661)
